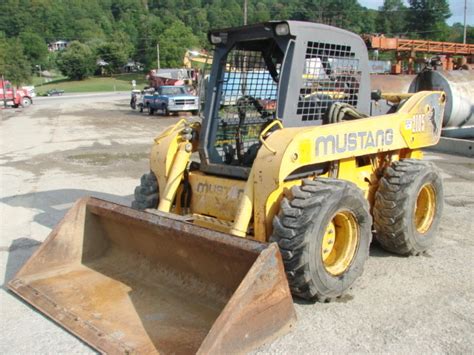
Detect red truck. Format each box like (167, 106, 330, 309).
(147, 68, 197, 89)
(0, 79, 33, 108)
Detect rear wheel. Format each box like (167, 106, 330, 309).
(373, 159, 443, 255)
(132, 172, 159, 210)
(270, 178, 372, 302)
(148, 107, 155, 115)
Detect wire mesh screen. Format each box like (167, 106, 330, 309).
(297, 41, 361, 121)
(214, 49, 278, 166)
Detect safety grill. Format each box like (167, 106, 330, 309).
(214, 48, 279, 166)
(297, 41, 361, 122)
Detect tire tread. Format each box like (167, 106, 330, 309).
(270, 178, 371, 301)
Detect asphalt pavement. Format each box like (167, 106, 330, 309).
(32, 91, 130, 106)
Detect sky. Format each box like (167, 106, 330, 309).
(358, 0, 473, 25)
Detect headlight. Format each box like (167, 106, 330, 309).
(210, 32, 227, 45)
(275, 23, 290, 36)
(169, 99, 174, 104)
(210, 33, 222, 44)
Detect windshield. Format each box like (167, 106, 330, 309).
(160, 87, 186, 95)
(211, 38, 284, 167)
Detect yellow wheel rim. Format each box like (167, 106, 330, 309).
(321, 210, 359, 276)
(414, 183, 436, 234)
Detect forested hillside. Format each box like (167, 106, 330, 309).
(0, 0, 472, 84)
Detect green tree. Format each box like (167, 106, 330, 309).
(57, 41, 95, 80)
(0, 0, 464, 74)
(408, 0, 451, 39)
(73, 18, 106, 42)
(448, 23, 474, 44)
(376, 0, 408, 35)
(157, 20, 200, 68)
(19, 32, 49, 67)
(0, 35, 31, 85)
(96, 41, 129, 74)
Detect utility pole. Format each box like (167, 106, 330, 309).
(36, 65, 43, 86)
(157, 43, 160, 70)
(463, 0, 467, 44)
(1, 74, 6, 108)
(244, 0, 248, 25)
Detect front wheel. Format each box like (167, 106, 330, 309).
(21, 97, 32, 107)
(148, 106, 155, 115)
(162, 104, 170, 116)
(131, 172, 159, 210)
(373, 159, 443, 255)
(270, 178, 372, 302)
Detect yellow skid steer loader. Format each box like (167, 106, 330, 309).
(9, 21, 445, 353)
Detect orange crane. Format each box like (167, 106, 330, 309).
(364, 35, 474, 74)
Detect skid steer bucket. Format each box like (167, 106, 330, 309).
(8, 197, 295, 354)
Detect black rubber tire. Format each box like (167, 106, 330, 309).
(21, 97, 32, 107)
(139, 104, 143, 113)
(191, 110, 198, 116)
(373, 159, 443, 256)
(131, 172, 159, 210)
(270, 178, 372, 302)
(148, 107, 155, 116)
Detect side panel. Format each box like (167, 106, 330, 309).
(252, 91, 445, 241)
(189, 172, 246, 222)
(281, 22, 371, 127)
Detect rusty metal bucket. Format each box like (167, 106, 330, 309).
(8, 197, 296, 354)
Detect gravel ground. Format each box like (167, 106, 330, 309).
(1, 96, 473, 353)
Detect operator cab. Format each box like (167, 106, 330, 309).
(200, 21, 370, 178)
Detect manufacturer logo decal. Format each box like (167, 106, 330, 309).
(196, 183, 244, 200)
(315, 129, 394, 156)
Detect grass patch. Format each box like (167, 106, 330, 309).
(35, 73, 147, 95)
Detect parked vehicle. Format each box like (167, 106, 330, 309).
(46, 89, 65, 96)
(147, 68, 196, 88)
(130, 89, 140, 110)
(143, 85, 199, 116)
(0, 79, 33, 108)
(22, 85, 37, 98)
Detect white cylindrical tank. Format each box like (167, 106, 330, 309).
(410, 70, 474, 138)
